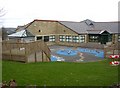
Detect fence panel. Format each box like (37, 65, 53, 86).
(2, 40, 51, 62)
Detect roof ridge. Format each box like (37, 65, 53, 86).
(87, 30, 102, 31)
(34, 19, 58, 22)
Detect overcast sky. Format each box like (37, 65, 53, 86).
(0, 0, 119, 28)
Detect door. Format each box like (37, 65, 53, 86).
(100, 30, 110, 44)
(100, 35, 108, 44)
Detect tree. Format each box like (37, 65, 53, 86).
(0, 8, 6, 40)
(0, 8, 5, 17)
(1, 27, 7, 40)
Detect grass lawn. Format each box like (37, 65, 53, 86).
(0, 60, 2, 83)
(2, 59, 119, 86)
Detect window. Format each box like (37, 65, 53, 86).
(73, 36, 79, 43)
(49, 35, 55, 42)
(89, 35, 99, 42)
(39, 30, 41, 32)
(66, 36, 72, 42)
(37, 36, 42, 40)
(59, 35, 65, 42)
(118, 34, 120, 42)
(44, 36, 49, 42)
(79, 35, 85, 43)
(108, 34, 112, 42)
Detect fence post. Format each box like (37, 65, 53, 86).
(42, 50, 43, 62)
(9, 43, 12, 60)
(104, 47, 106, 58)
(25, 43, 28, 63)
(112, 44, 115, 55)
(35, 52, 37, 62)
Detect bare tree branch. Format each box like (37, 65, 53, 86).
(0, 8, 6, 17)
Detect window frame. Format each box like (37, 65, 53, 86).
(73, 36, 79, 43)
(59, 35, 65, 42)
(66, 36, 72, 42)
(49, 35, 55, 42)
(89, 35, 99, 42)
(118, 34, 120, 42)
(79, 35, 85, 43)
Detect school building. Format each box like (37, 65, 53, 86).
(10, 19, 120, 45)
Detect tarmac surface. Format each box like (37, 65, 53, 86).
(49, 45, 104, 62)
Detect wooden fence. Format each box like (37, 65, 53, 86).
(2, 40, 119, 62)
(56, 42, 104, 49)
(104, 42, 120, 58)
(2, 40, 51, 63)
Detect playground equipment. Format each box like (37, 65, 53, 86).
(109, 61, 120, 66)
(109, 55, 120, 59)
(109, 54, 120, 66)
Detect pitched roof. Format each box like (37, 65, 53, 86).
(59, 21, 88, 34)
(93, 22, 119, 34)
(2, 27, 16, 35)
(86, 30, 101, 34)
(59, 19, 119, 34)
(8, 30, 34, 38)
(25, 19, 58, 29)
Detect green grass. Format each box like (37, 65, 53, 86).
(2, 59, 119, 86)
(0, 60, 2, 83)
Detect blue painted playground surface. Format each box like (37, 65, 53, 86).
(57, 48, 78, 56)
(77, 48, 104, 58)
(50, 46, 104, 62)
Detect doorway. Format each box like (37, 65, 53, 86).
(100, 30, 110, 44)
(100, 35, 108, 44)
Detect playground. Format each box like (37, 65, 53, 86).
(50, 45, 104, 62)
(2, 46, 119, 86)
